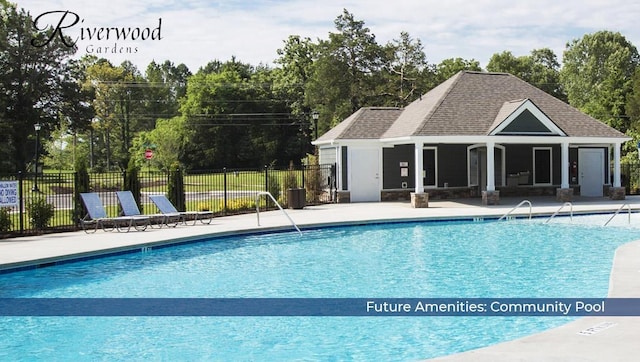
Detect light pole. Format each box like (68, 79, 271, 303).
(312, 110, 319, 140)
(32, 123, 42, 192)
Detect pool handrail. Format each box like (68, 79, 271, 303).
(498, 199, 532, 221)
(603, 203, 632, 226)
(255, 191, 302, 235)
(544, 202, 573, 224)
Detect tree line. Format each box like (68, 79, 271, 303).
(2, 2, 640, 174)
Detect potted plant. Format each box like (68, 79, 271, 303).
(284, 162, 305, 209)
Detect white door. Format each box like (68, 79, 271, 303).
(579, 149, 605, 197)
(349, 147, 380, 202)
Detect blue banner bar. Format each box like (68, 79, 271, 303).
(1, 298, 639, 317)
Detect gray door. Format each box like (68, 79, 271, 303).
(578, 149, 604, 197)
(349, 147, 380, 202)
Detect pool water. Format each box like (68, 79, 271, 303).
(1, 218, 639, 360)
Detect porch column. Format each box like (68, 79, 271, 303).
(610, 142, 625, 200)
(414, 142, 424, 194)
(561, 142, 570, 188)
(411, 141, 429, 207)
(556, 141, 573, 202)
(482, 141, 500, 205)
(486, 141, 495, 192)
(613, 143, 622, 187)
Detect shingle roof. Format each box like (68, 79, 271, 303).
(317, 71, 628, 142)
(315, 107, 402, 141)
(384, 71, 626, 138)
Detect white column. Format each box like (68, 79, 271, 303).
(614, 143, 622, 187)
(414, 142, 424, 194)
(486, 142, 495, 192)
(561, 142, 570, 189)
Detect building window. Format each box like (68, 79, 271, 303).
(533, 147, 552, 185)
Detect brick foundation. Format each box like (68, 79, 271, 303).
(556, 188, 574, 202)
(482, 190, 500, 205)
(609, 186, 626, 200)
(410, 193, 429, 208)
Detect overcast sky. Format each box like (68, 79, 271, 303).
(20, 0, 640, 73)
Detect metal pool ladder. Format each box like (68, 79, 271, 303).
(603, 203, 632, 226)
(498, 200, 532, 221)
(545, 202, 573, 224)
(255, 191, 302, 235)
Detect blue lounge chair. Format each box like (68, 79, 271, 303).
(80, 192, 150, 233)
(116, 191, 177, 228)
(149, 194, 213, 225)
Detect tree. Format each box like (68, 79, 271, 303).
(0, 1, 84, 172)
(274, 35, 316, 150)
(143, 60, 190, 127)
(560, 31, 640, 132)
(383, 31, 435, 107)
(435, 58, 481, 82)
(84, 59, 147, 170)
(306, 9, 386, 134)
(180, 59, 302, 169)
(132, 116, 189, 171)
(487, 49, 565, 100)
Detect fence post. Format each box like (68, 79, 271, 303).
(264, 165, 269, 208)
(223, 167, 228, 215)
(18, 171, 24, 234)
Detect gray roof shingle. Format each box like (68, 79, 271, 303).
(315, 107, 402, 141)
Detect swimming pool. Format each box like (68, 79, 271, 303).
(1, 217, 639, 360)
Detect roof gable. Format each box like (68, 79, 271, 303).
(489, 99, 566, 136)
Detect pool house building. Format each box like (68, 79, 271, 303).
(313, 71, 631, 206)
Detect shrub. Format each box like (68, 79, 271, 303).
(73, 155, 90, 225)
(0, 208, 11, 232)
(168, 162, 185, 212)
(124, 158, 142, 212)
(27, 196, 55, 230)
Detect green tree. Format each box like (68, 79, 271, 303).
(306, 9, 386, 134)
(181, 59, 301, 169)
(143, 60, 190, 127)
(560, 31, 640, 132)
(124, 158, 142, 212)
(487, 49, 565, 100)
(435, 57, 481, 82)
(84, 59, 147, 170)
(274, 35, 316, 151)
(0, 1, 85, 172)
(73, 155, 90, 225)
(383, 31, 435, 107)
(132, 116, 189, 170)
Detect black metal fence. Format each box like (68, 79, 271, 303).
(0, 164, 336, 238)
(620, 162, 640, 194)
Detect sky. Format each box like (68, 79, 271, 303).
(19, 0, 640, 73)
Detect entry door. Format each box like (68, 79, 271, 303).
(578, 149, 604, 197)
(349, 147, 380, 202)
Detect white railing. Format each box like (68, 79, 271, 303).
(498, 200, 532, 221)
(255, 191, 302, 235)
(603, 203, 632, 226)
(545, 202, 573, 224)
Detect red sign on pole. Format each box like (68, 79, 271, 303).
(144, 149, 153, 160)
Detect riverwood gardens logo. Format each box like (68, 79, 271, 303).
(30, 10, 162, 55)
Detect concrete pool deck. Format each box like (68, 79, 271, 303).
(1, 195, 639, 361)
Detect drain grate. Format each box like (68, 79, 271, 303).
(577, 321, 617, 336)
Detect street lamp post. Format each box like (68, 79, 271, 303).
(312, 110, 319, 140)
(32, 123, 42, 192)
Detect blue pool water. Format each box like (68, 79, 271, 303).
(1, 218, 639, 360)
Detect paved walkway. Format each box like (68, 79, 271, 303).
(1, 196, 640, 361)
